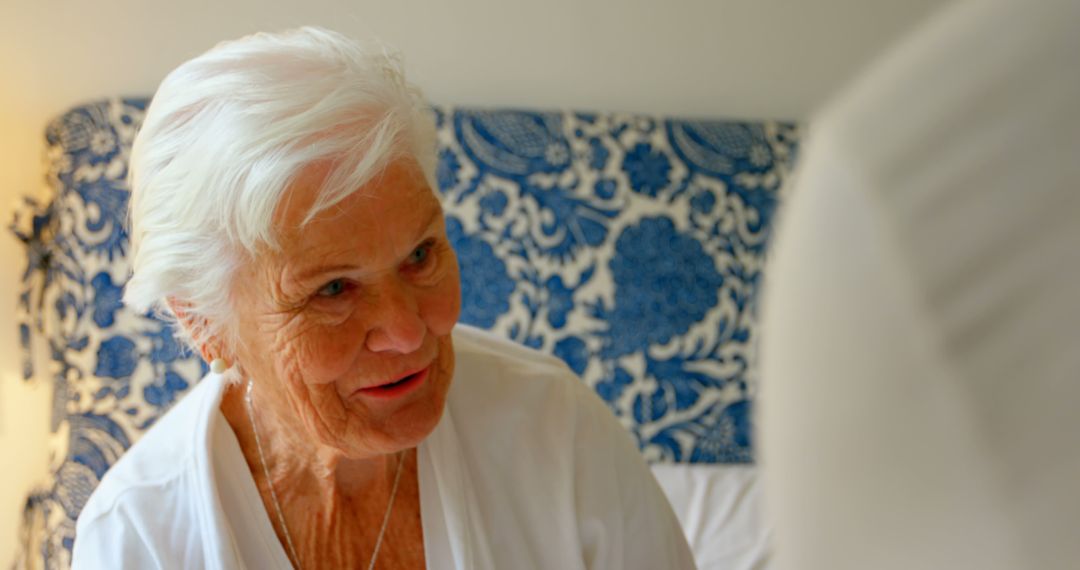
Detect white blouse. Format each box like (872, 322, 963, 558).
(72, 324, 696, 569)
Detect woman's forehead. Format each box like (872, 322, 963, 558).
(273, 160, 442, 266)
(278, 160, 436, 231)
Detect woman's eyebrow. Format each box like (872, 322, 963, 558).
(292, 205, 443, 284)
(291, 262, 361, 285)
(411, 205, 443, 243)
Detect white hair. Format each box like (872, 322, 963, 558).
(124, 26, 437, 352)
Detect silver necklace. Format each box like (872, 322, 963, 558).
(244, 380, 405, 570)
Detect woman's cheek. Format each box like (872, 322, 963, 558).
(282, 317, 366, 385)
(423, 276, 461, 336)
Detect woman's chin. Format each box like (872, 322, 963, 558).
(341, 393, 447, 458)
(386, 396, 447, 449)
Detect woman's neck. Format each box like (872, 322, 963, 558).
(218, 380, 401, 508)
(218, 380, 425, 569)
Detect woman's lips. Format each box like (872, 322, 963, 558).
(356, 366, 429, 400)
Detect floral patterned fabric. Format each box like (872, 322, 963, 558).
(11, 99, 798, 568)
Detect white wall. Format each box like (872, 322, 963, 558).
(0, 0, 944, 563)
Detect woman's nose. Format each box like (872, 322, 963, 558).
(364, 281, 426, 354)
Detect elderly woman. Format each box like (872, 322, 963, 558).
(71, 27, 694, 570)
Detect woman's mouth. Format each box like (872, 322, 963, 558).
(356, 366, 429, 400)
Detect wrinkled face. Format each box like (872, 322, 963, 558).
(230, 158, 461, 458)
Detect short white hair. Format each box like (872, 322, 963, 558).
(124, 26, 436, 352)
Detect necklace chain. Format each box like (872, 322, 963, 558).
(244, 380, 405, 570)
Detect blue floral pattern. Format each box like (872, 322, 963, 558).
(622, 143, 673, 197)
(89, 272, 123, 328)
(438, 108, 798, 464)
(445, 215, 516, 329)
(12, 99, 798, 568)
(602, 216, 724, 357)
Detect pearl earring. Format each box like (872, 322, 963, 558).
(210, 358, 229, 374)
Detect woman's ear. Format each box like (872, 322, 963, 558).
(165, 297, 214, 363)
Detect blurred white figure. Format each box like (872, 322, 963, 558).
(760, 0, 1080, 568)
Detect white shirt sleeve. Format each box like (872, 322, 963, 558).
(570, 380, 698, 570)
(73, 505, 165, 570)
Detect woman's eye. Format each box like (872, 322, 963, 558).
(317, 279, 347, 298)
(408, 243, 431, 266)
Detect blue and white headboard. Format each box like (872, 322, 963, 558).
(12, 98, 798, 567)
